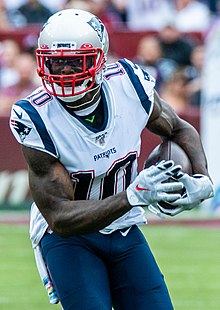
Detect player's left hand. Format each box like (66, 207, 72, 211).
(168, 173, 214, 210)
(148, 173, 214, 218)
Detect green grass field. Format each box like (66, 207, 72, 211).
(0, 223, 219, 310)
(141, 225, 220, 310)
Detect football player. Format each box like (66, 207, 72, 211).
(10, 9, 214, 310)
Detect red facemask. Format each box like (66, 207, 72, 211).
(36, 47, 105, 97)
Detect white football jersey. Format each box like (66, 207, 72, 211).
(10, 59, 155, 248)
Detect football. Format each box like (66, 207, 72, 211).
(144, 140, 192, 209)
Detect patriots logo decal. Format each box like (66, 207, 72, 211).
(87, 17, 104, 44)
(10, 119, 32, 142)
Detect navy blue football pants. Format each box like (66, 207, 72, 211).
(40, 225, 174, 310)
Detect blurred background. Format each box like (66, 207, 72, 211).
(1, 1, 220, 309)
(1, 0, 220, 216)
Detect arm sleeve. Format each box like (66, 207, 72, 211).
(9, 100, 58, 158)
(118, 58, 155, 118)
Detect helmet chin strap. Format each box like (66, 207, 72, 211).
(65, 84, 101, 110)
(57, 79, 90, 103)
(57, 71, 103, 106)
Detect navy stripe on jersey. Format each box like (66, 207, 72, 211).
(15, 100, 57, 156)
(118, 59, 152, 114)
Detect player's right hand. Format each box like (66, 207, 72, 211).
(126, 160, 183, 207)
(168, 172, 214, 210)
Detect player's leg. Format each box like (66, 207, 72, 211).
(110, 226, 174, 310)
(40, 232, 112, 310)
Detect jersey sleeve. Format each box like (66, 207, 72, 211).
(9, 100, 58, 158)
(118, 58, 155, 118)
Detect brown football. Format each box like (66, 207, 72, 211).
(144, 141, 192, 209)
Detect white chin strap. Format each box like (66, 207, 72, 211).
(56, 79, 89, 103)
(56, 71, 103, 104)
(66, 83, 101, 110)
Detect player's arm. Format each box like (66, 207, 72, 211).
(147, 90, 209, 176)
(22, 145, 182, 236)
(146, 90, 214, 210)
(22, 145, 132, 237)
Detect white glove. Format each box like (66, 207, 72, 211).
(167, 173, 214, 213)
(148, 202, 190, 217)
(126, 160, 183, 207)
(147, 204, 182, 217)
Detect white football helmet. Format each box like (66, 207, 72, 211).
(36, 9, 109, 102)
